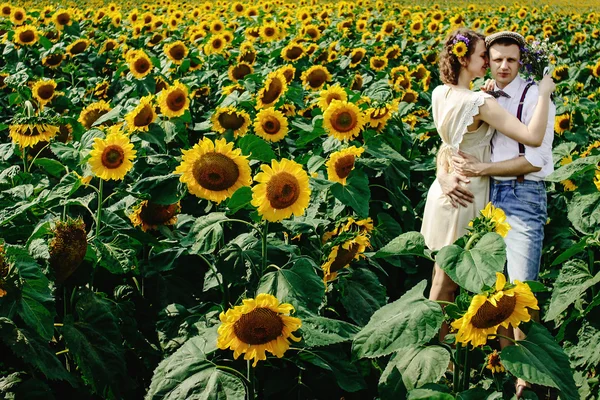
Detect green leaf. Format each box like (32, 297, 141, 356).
(545, 155, 600, 182)
(330, 169, 370, 218)
(502, 322, 579, 400)
(62, 290, 126, 397)
(375, 232, 432, 260)
(226, 186, 253, 215)
(44, 173, 82, 205)
(182, 213, 228, 255)
(238, 135, 276, 163)
(544, 259, 600, 321)
(93, 235, 138, 275)
(257, 258, 324, 313)
(352, 280, 443, 359)
(0, 318, 76, 385)
(551, 236, 590, 266)
(565, 320, 600, 370)
(130, 174, 185, 205)
(436, 233, 506, 293)
(299, 347, 366, 393)
(32, 158, 66, 178)
(300, 315, 360, 347)
(146, 341, 246, 400)
(382, 345, 450, 390)
(567, 192, 600, 235)
(407, 388, 455, 400)
(339, 268, 387, 326)
(91, 105, 122, 127)
(379, 365, 408, 400)
(456, 388, 494, 399)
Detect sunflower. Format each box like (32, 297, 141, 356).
(251, 158, 311, 222)
(277, 65, 296, 84)
(256, 71, 288, 109)
(554, 113, 572, 135)
(410, 19, 424, 35)
(367, 104, 394, 129)
(349, 48, 366, 68)
(78, 100, 112, 129)
(351, 74, 364, 91)
(301, 65, 332, 91)
(40, 52, 63, 68)
(326, 146, 364, 185)
(552, 65, 569, 81)
(400, 88, 419, 103)
(595, 171, 600, 192)
(163, 40, 188, 65)
(10, 6, 25, 25)
(452, 41, 468, 57)
(88, 127, 136, 181)
(204, 34, 227, 55)
(259, 22, 280, 42)
(451, 272, 539, 347)
(211, 106, 251, 138)
(477, 202, 511, 237)
(217, 293, 301, 367)
(53, 9, 72, 29)
(0, 3, 10, 17)
(281, 42, 305, 62)
(157, 81, 189, 118)
(318, 85, 348, 111)
(322, 234, 370, 282)
(228, 62, 253, 83)
(13, 24, 39, 46)
(210, 19, 225, 34)
(124, 95, 156, 132)
(129, 201, 180, 231)
(9, 124, 59, 147)
(66, 39, 90, 57)
(323, 100, 366, 141)
(49, 218, 87, 283)
(31, 79, 59, 108)
(99, 39, 118, 54)
(0, 73, 8, 90)
(128, 50, 154, 79)
(175, 137, 251, 203)
(369, 56, 388, 72)
(253, 108, 288, 142)
(486, 350, 505, 374)
(561, 179, 577, 191)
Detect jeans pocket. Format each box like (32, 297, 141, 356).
(512, 185, 544, 212)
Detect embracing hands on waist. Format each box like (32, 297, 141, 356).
(437, 167, 474, 208)
(452, 151, 484, 177)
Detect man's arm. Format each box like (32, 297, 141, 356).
(452, 152, 541, 177)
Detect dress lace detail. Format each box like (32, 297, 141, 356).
(451, 91, 492, 149)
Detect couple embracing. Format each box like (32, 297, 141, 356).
(421, 28, 556, 398)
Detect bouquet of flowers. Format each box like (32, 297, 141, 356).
(520, 38, 560, 82)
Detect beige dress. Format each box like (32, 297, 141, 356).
(421, 85, 494, 251)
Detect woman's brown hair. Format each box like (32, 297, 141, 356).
(439, 28, 485, 85)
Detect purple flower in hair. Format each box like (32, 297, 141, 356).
(453, 34, 470, 46)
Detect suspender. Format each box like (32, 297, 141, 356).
(516, 82, 534, 183)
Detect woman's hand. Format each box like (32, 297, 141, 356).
(482, 79, 496, 92)
(538, 75, 556, 97)
(437, 169, 473, 208)
(452, 151, 483, 177)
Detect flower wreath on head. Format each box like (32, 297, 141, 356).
(451, 34, 470, 57)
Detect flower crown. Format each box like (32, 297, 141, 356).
(451, 34, 470, 58)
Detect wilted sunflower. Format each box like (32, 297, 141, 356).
(129, 201, 180, 232)
(217, 293, 302, 367)
(9, 123, 59, 147)
(369, 56, 388, 72)
(164, 40, 188, 65)
(318, 85, 348, 111)
(174, 137, 251, 203)
(301, 65, 332, 91)
(78, 100, 112, 129)
(88, 126, 136, 180)
(251, 158, 311, 222)
(554, 113, 572, 135)
(451, 272, 539, 347)
(322, 234, 370, 282)
(281, 42, 305, 62)
(128, 50, 154, 79)
(13, 24, 39, 46)
(42, 53, 65, 68)
(124, 95, 156, 132)
(211, 106, 251, 138)
(93, 81, 109, 99)
(228, 62, 253, 82)
(323, 100, 366, 141)
(157, 81, 189, 118)
(66, 39, 90, 57)
(49, 218, 87, 283)
(326, 146, 364, 185)
(31, 79, 59, 108)
(253, 108, 288, 142)
(486, 350, 505, 374)
(256, 71, 288, 109)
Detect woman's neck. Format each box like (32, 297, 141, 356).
(454, 69, 473, 90)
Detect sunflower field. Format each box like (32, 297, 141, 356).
(0, 0, 599, 399)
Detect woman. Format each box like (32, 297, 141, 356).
(421, 28, 554, 335)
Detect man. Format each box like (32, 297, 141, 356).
(439, 31, 556, 398)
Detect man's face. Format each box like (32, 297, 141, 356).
(488, 43, 520, 89)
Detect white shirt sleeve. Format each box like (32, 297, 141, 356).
(521, 86, 555, 170)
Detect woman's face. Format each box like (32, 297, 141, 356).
(466, 39, 488, 78)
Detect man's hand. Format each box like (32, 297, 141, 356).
(437, 169, 474, 208)
(452, 151, 484, 177)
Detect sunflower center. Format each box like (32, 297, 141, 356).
(263, 117, 280, 134)
(212, 39, 223, 49)
(373, 59, 385, 68)
(14, 11, 23, 20)
(261, 78, 284, 105)
(1, 6, 10, 14)
(470, 295, 517, 329)
(264, 27, 275, 37)
(403, 92, 416, 103)
(218, 111, 245, 130)
(351, 52, 364, 63)
(168, 44, 185, 60)
(233, 307, 284, 345)
(282, 69, 294, 83)
(150, 34, 163, 45)
(37, 84, 55, 100)
(140, 202, 178, 225)
(134, 57, 151, 74)
(166, 90, 186, 112)
(332, 111, 357, 132)
(101, 145, 125, 169)
(104, 41, 116, 52)
(307, 70, 327, 88)
(19, 30, 35, 43)
(330, 243, 360, 273)
(70, 41, 88, 54)
(232, 64, 251, 80)
(334, 154, 355, 179)
(57, 13, 70, 25)
(266, 172, 300, 209)
(559, 118, 570, 129)
(192, 152, 240, 191)
(134, 104, 154, 127)
(285, 46, 303, 60)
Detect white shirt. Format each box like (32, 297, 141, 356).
(490, 76, 556, 181)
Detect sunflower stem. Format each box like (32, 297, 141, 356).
(589, 248, 596, 299)
(462, 343, 470, 391)
(261, 221, 268, 277)
(490, 333, 519, 344)
(247, 360, 255, 400)
(226, 219, 263, 238)
(453, 343, 461, 391)
(21, 146, 28, 173)
(95, 179, 104, 237)
(464, 233, 482, 251)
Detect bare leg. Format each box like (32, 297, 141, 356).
(429, 263, 459, 343)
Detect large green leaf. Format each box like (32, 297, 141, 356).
(436, 233, 506, 293)
(238, 134, 276, 163)
(379, 365, 408, 400)
(130, 174, 186, 205)
(382, 345, 450, 390)
(226, 186, 253, 214)
(339, 268, 387, 326)
(0, 318, 76, 385)
(564, 321, 600, 370)
(182, 213, 229, 255)
(374, 232, 432, 260)
(567, 192, 600, 235)
(146, 339, 246, 400)
(93, 235, 139, 275)
(544, 259, 600, 321)
(62, 290, 126, 397)
(545, 155, 600, 182)
(257, 258, 324, 313)
(352, 280, 443, 359)
(298, 346, 366, 393)
(501, 323, 579, 400)
(407, 388, 455, 400)
(330, 169, 370, 218)
(300, 315, 360, 347)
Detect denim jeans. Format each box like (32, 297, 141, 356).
(490, 179, 547, 282)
